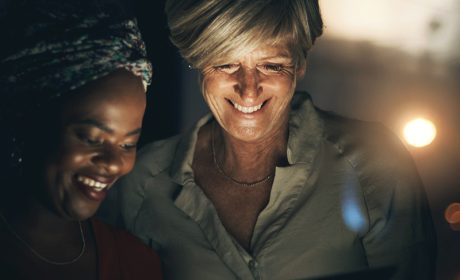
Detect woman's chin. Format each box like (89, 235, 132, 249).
(225, 125, 268, 142)
(62, 203, 98, 221)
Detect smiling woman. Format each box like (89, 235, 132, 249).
(0, 1, 161, 279)
(102, 1, 436, 279)
(44, 70, 146, 221)
(201, 45, 299, 142)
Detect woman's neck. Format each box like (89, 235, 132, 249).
(1, 189, 81, 245)
(212, 121, 289, 183)
(0, 182, 96, 277)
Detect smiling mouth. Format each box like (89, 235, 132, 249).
(228, 99, 267, 114)
(76, 175, 111, 192)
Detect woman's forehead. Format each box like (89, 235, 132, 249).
(210, 42, 293, 64)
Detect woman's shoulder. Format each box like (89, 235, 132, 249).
(318, 108, 434, 230)
(292, 92, 412, 170)
(316, 108, 426, 206)
(318, 108, 415, 176)
(135, 134, 183, 177)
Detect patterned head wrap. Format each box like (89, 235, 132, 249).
(0, 1, 152, 120)
(0, 1, 152, 171)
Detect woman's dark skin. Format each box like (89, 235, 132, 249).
(0, 70, 146, 279)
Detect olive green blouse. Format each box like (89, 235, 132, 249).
(102, 92, 436, 280)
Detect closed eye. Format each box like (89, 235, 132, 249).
(120, 142, 137, 151)
(76, 132, 103, 146)
(214, 63, 240, 74)
(261, 64, 283, 72)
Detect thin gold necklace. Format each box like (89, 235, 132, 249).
(211, 122, 275, 187)
(0, 212, 86, 265)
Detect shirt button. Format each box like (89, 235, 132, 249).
(248, 260, 260, 279)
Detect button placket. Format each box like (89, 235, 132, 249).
(248, 259, 261, 280)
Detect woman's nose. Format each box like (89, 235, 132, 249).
(91, 145, 126, 176)
(234, 67, 261, 98)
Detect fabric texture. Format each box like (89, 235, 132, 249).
(92, 218, 162, 280)
(102, 92, 436, 280)
(0, 0, 152, 120)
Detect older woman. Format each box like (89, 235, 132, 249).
(0, 1, 162, 279)
(106, 1, 436, 279)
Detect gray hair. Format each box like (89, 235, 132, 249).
(165, 0, 323, 70)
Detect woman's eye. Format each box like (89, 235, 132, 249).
(76, 132, 102, 146)
(84, 138, 103, 145)
(120, 142, 137, 151)
(215, 64, 239, 73)
(262, 64, 283, 72)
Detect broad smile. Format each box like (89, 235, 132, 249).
(74, 174, 117, 202)
(228, 99, 268, 114)
(76, 175, 110, 192)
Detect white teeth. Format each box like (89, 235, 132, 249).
(77, 175, 108, 191)
(232, 101, 263, 113)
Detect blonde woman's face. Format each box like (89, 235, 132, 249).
(202, 44, 303, 142)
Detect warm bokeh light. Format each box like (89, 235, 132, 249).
(445, 203, 460, 231)
(403, 118, 437, 147)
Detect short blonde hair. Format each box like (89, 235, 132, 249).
(165, 0, 323, 70)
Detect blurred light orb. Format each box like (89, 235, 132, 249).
(403, 118, 436, 147)
(445, 203, 460, 231)
(445, 203, 460, 224)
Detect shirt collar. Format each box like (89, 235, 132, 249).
(287, 91, 324, 164)
(169, 114, 212, 185)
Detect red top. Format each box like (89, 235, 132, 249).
(92, 218, 163, 280)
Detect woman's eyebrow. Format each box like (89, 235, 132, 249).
(259, 54, 292, 61)
(126, 128, 142, 136)
(70, 119, 142, 136)
(72, 119, 113, 133)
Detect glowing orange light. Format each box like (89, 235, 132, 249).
(403, 118, 436, 147)
(445, 203, 460, 231)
